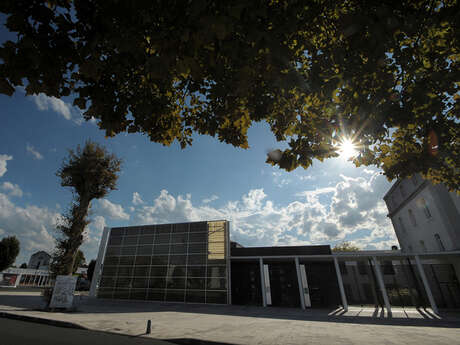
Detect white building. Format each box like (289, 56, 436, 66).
(383, 174, 460, 253)
(28, 251, 51, 270)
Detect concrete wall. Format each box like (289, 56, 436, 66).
(385, 176, 460, 253)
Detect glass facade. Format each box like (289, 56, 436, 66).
(98, 220, 229, 304)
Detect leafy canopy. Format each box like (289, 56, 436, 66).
(332, 241, 361, 252)
(0, 1, 459, 189)
(52, 141, 121, 276)
(0, 236, 20, 271)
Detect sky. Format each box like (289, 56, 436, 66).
(0, 86, 399, 266)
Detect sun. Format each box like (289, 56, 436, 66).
(338, 138, 358, 160)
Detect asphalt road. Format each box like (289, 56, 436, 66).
(0, 318, 172, 345)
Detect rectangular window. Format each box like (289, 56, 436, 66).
(419, 198, 432, 219)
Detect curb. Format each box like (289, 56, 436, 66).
(0, 311, 87, 330)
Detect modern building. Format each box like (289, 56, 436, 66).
(0, 267, 52, 288)
(90, 220, 460, 313)
(383, 174, 460, 253)
(28, 251, 51, 270)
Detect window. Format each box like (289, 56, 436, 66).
(419, 240, 427, 252)
(434, 234, 445, 251)
(398, 217, 406, 233)
(419, 198, 432, 219)
(408, 209, 417, 226)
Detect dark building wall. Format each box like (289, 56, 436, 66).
(98, 221, 229, 304)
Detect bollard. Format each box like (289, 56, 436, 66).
(146, 319, 151, 334)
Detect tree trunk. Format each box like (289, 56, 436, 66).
(60, 194, 91, 275)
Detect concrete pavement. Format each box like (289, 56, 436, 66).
(1, 290, 459, 345)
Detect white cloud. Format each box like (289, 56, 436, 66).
(96, 199, 130, 220)
(0, 154, 13, 178)
(0, 182, 23, 197)
(0, 192, 59, 264)
(131, 172, 396, 250)
(32, 93, 72, 121)
(203, 195, 219, 204)
(132, 192, 144, 205)
(26, 144, 43, 160)
(80, 215, 107, 261)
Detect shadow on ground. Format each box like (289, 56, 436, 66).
(1, 292, 459, 329)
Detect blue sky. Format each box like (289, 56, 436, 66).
(0, 87, 398, 265)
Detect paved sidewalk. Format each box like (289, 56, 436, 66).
(1, 290, 459, 345)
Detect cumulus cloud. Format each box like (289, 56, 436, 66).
(32, 93, 72, 121)
(131, 172, 396, 249)
(0, 182, 23, 197)
(0, 192, 59, 264)
(26, 144, 43, 160)
(0, 154, 13, 177)
(202, 195, 219, 204)
(96, 199, 130, 220)
(132, 192, 144, 205)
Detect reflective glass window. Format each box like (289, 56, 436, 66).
(151, 255, 169, 265)
(170, 255, 187, 265)
(147, 289, 165, 301)
(123, 236, 138, 245)
(149, 277, 166, 289)
(138, 235, 155, 244)
(121, 246, 136, 256)
(135, 256, 151, 265)
(153, 245, 169, 255)
(150, 266, 167, 277)
(137, 245, 153, 255)
(119, 256, 135, 266)
(155, 234, 171, 244)
(166, 290, 185, 302)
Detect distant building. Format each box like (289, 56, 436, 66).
(28, 251, 51, 270)
(383, 174, 460, 253)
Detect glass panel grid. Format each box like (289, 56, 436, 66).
(99, 222, 228, 304)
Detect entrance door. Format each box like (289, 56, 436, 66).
(268, 263, 300, 308)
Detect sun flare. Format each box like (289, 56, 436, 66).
(338, 138, 358, 160)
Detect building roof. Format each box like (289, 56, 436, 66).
(30, 251, 51, 258)
(231, 245, 332, 257)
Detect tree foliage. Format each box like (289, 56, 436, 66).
(52, 141, 121, 276)
(87, 259, 96, 282)
(0, 1, 459, 189)
(0, 236, 20, 271)
(20, 263, 27, 268)
(332, 241, 361, 252)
